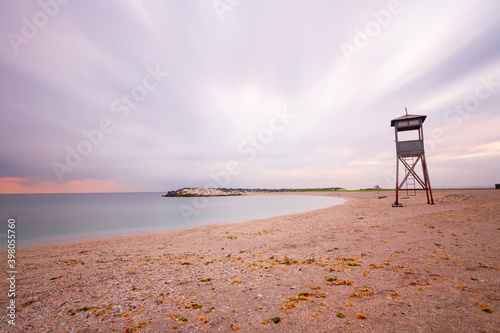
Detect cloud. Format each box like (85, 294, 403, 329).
(0, 0, 499, 193)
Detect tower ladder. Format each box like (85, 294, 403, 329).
(404, 157, 416, 196)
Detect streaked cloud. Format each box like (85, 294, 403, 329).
(0, 0, 499, 193)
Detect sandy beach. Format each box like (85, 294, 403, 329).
(1, 189, 499, 332)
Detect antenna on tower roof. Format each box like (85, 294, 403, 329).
(405, 107, 408, 115)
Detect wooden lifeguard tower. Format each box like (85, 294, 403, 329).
(391, 108, 434, 206)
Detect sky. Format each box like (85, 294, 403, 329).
(1, 0, 499, 194)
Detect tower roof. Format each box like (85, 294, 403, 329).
(390, 114, 427, 127)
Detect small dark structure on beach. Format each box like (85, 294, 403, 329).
(391, 108, 434, 206)
(496, 184, 500, 189)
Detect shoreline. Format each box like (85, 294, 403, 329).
(13, 192, 350, 252)
(2, 189, 499, 332)
(10, 193, 346, 250)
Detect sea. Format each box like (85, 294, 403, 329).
(0, 192, 345, 249)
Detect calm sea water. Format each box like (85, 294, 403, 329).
(0, 192, 345, 249)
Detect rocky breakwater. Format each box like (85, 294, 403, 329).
(162, 188, 244, 197)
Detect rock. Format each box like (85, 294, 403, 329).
(162, 188, 244, 197)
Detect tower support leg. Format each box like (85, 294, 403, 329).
(393, 156, 400, 207)
(421, 154, 434, 204)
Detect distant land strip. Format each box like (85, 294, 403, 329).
(162, 187, 346, 197)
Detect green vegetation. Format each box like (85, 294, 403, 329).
(76, 306, 95, 312)
(300, 189, 393, 193)
(347, 262, 361, 266)
(300, 188, 493, 192)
